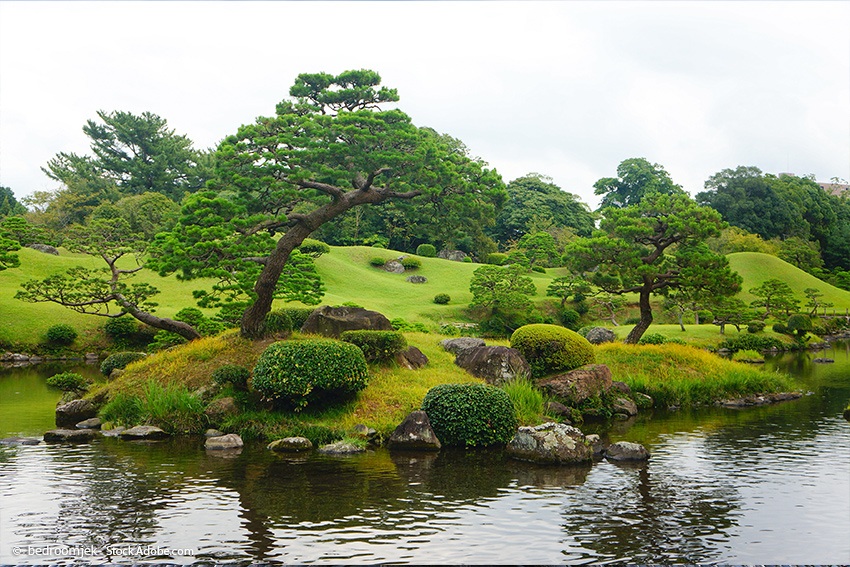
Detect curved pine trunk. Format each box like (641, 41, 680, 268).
(625, 287, 653, 344)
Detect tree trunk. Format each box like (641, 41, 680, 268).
(119, 299, 201, 340)
(678, 311, 685, 332)
(625, 287, 653, 344)
(694, 311, 700, 325)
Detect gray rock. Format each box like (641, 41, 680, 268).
(406, 275, 427, 284)
(507, 422, 592, 464)
(205, 429, 225, 438)
(27, 243, 59, 255)
(605, 441, 650, 461)
(611, 396, 638, 417)
(205, 433, 243, 450)
(454, 346, 530, 387)
(537, 364, 613, 406)
(813, 358, 835, 363)
(100, 426, 126, 438)
(300, 305, 394, 337)
(352, 424, 379, 440)
(268, 437, 314, 452)
(43, 429, 98, 443)
(610, 381, 631, 394)
(395, 346, 429, 370)
(383, 260, 405, 274)
(204, 397, 239, 426)
(387, 411, 442, 451)
(318, 441, 366, 455)
(85, 352, 99, 360)
(585, 327, 616, 345)
(119, 425, 169, 440)
(544, 401, 574, 422)
(438, 249, 467, 262)
(585, 433, 605, 456)
(75, 417, 102, 430)
(55, 399, 97, 428)
(440, 337, 485, 355)
(0, 437, 41, 446)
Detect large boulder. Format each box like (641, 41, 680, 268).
(387, 411, 441, 451)
(395, 346, 429, 370)
(118, 425, 169, 440)
(43, 429, 97, 443)
(204, 397, 239, 426)
(300, 305, 393, 337)
(455, 346, 531, 387)
(506, 422, 592, 464)
(383, 260, 405, 274)
(537, 364, 613, 406)
(28, 243, 59, 255)
(438, 250, 467, 262)
(585, 327, 616, 345)
(605, 441, 650, 462)
(205, 433, 243, 451)
(611, 396, 638, 417)
(55, 399, 97, 428)
(440, 337, 485, 355)
(318, 441, 366, 455)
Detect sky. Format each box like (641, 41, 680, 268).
(1, 1, 848, 210)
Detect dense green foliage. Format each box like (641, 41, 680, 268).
(101, 351, 147, 376)
(46, 371, 90, 391)
(99, 381, 206, 434)
(298, 239, 331, 258)
(275, 307, 316, 332)
(502, 377, 545, 426)
(44, 324, 78, 345)
(637, 333, 667, 345)
(401, 257, 421, 270)
(0, 186, 26, 217)
(717, 334, 784, 353)
(510, 323, 595, 378)
(340, 330, 407, 363)
(211, 364, 251, 391)
(433, 293, 451, 305)
(103, 316, 139, 340)
(416, 243, 437, 257)
(263, 310, 293, 336)
(421, 383, 517, 447)
(252, 339, 369, 409)
(593, 158, 683, 209)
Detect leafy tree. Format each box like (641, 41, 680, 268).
(113, 192, 180, 239)
(0, 186, 26, 217)
(0, 216, 51, 247)
(546, 274, 591, 308)
(708, 297, 749, 335)
(662, 287, 714, 331)
(469, 263, 538, 336)
(593, 158, 684, 210)
(803, 287, 832, 316)
(591, 293, 627, 326)
(153, 69, 505, 338)
(0, 235, 20, 270)
(515, 231, 559, 268)
(749, 279, 800, 319)
(778, 236, 823, 273)
(492, 173, 594, 245)
(564, 191, 740, 343)
(705, 226, 778, 255)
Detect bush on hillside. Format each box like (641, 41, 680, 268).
(462, 257, 473, 263)
(717, 335, 784, 353)
(298, 238, 330, 257)
(697, 310, 713, 324)
(401, 257, 421, 270)
(637, 333, 667, 345)
(45, 324, 78, 346)
(369, 257, 386, 267)
(558, 308, 581, 331)
(421, 383, 517, 447)
(786, 314, 812, 340)
(252, 340, 369, 410)
(103, 317, 139, 340)
(211, 364, 251, 391)
(510, 323, 595, 378)
(46, 371, 90, 392)
(391, 317, 429, 333)
(174, 307, 206, 328)
(485, 252, 508, 266)
(340, 330, 407, 363)
(263, 310, 293, 336)
(531, 265, 546, 273)
(214, 303, 247, 327)
(747, 320, 766, 334)
(772, 322, 788, 334)
(433, 293, 451, 305)
(101, 351, 147, 376)
(147, 330, 187, 352)
(416, 243, 437, 258)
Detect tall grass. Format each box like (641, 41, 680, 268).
(502, 376, 545, 425)
(100, 380, 206, 434)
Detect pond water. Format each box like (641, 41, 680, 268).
(1, 344, 848, 564)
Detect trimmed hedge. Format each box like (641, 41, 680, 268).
(252, 340, 369, 409)
(45, 324, 78, 345)
(298, 238, 330, 257)
(276, 307, 316, 331)
(510, 323, 595, 378)
(103, 317, 138, 339)
(369, 257, 386, 267)
(211, 364, 251, 391)
(46, 372, 89, 391)
(637, 333, 666, 345)
(433, 293, 451, 305)
(747, 320, 766, 334)
(401, 257, 421, 270)
(416, 243, 437, 257)
(340, 330, 407, 363)
(421, 383, 517, 447)
(717, 335, 784, 353)
(485, 252, 508, 266)
(101, 351, 147, 376)
(264, 310, 293, 336)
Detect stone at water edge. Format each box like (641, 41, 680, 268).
(55, 399, 97, 428)
(205, 429, 225, 438)
(604, 441, 650, 462)
(100, 426, 126, 438)
(75, 418, 102, 430)
(537, 364, 613, 406)
(118, 425, 169, 440)
(0, 437, 41, 446)
(611, 396, 638, 417)
(387, 411, 441, 451)
(506, 422, 593, 464)
(585, 434, 606, 457)
(268, 437, 314, 452)
(318, 441, 366, 455)
(205, 433, 243, 450)
(43, 429, 98, 443)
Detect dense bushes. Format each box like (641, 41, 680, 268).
(211, 364, 251, 391)
(401, 257, 421, 270)
(485, 252, 508, 266)
(391, 317, 429, 333)
(276, 307, 316, 331)
(45, 324, 78, 346)
(369, 257, 386, 267)
(103, 317, 138, 339)
(717, 334, 784, 353)
(421, 383, 517, 447)
(340, 330, 407, 363)
(747, 320, 766, 333)
(252, 340, 369, 409)
(510, 324, 595, 378)
(433, 293, 451, 305)
(101, 351, 147, 376)
(416, 243, 437, 257)
(46, 372, 90, 391)
(637, 333, 667, 345)
(263, 310, 292, 336)
(786, 314, 812, 339)
(558, 308, 581, 331)
(298, 238, 330, 257)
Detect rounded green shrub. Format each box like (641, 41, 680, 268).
(433, 293, 451, 305)
(697, 310, 713, 324)
(576, 326, 593, 338)
(747, 320, 766, 334)
(786, 314, 812, 338)
(416, 243, 437, 258)
(421, 383, 517, 447)
(369, 257, 386, 267)
(298, 238, 330, 257)
(45, 324, 78, 346)
(401, 257, 421, 270)
(46, 372, 90, 391)
(103, 317, 138, 339)
(252, 340, 369, 409)
(510, 323, 595, 378)
(264, 309, 293, 336)
(772, 322, 788, 334)
(558, 308, 581, 331)
(174, 307, 206, 328)
(101, 351, 147, 376)
(340, 330, 407, 363)
(485, 252, 508, 266)
(277, 307, 316, 331)
(147, 330, 186, 352)
(462, 256, 473, 263)
(637, 333, 667, 345)
(718, 334, 784, 353)
(211, 364, 251, 391)
(531, 265, 546, 273)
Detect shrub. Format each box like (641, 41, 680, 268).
(462, 257, 473, 263)
(264, 309, 293, 336)
(276, 307, 316, 331)
(558, 308, 581, 331)
(46, 372, 90, 392)
(298, 238, 330, 258)
(665, 337, 687, 345)
(103, 317, 138, 339)
(697, 310, 713, 324)
(174, 307, 206, 328)
(421, 383, 517, 447)
(732, 349, 764, 362)
(772, 322, 788, 334)
(369, 257, 386, 267)
(45, 324, 78, 346)
(211, 364, 251, 391)
(510, 323, 595, 378)
(147, 330, 187, 352)
(340, 330, 407, 363)
(717, 335, 784, 353)
(197, 319, 226, 337)
(391, 317, 429, 333)
(439, 324, 462, 336)
(252, 340, 369, 410)
(214, 303, 247, 327)
(637, 333, 667, 345)
(401, 257, 421, 270)
(531, 265, 546, 274)
(786, 314, 812, 339)
(624, 317, 641, 326)
(485, 252, 508, 266)
(101, 351, 147, 376)
(433, 293, 451, 305)
(502, 376, 544, 426)
(416, 243, 437, 257)
(747, 320, 766, 334)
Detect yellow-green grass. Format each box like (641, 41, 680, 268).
(728, 252, 850, 310)
(596, 342, 797, 407)
(609, 324, 798, 349)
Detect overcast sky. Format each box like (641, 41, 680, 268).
(1, 1, 848, 210)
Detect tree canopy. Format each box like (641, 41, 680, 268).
(593, 158, 684, 210)
(0, 186, 26, 218)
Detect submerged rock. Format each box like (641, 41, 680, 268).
(0, 437, 41, 446)
(387, 411, 441, 451)
(506, 422, 592, 464)
(605, 441, 650, 462)
(718, 392, 803, 408)
(100, 426, 126, 438)
(268, 437, 313, 452)
(119, 425, 169, 440)
(610, 396, 638, 417)
(205, 433, 243, 450)
(318, 441, 366, 455)
(43, 429, 97, 443)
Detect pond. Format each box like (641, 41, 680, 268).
(1, 344, 848, 564)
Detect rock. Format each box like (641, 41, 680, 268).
(454, 346, 530, 387)
(844, 408, 850, 422)
(585, 433, 605, 457)
(27, 243, 59, 255)
(610, 381, 631, 394)
(300, 305, 394, 337)
(100, 426, 126, 438)
(318, 441, 366, 455)
(387, 411, 442, 451)
(268, 437, 314, 452)
(205, 433, 243, 450)
(85, 352, 99, 360)
(205, 429, 225, 438)
(406, 275, 427, 284)
(352, 424, 379, 441)
(719, 391, 803, 408)
(383, 260, 405, 274)
(537, 364, 613, 406)
(544, 400, 574, 422)
(813, 358, 835, 363)
(55, 399, 97, 428)
(204, 397, 239, 426)
(395, 346, 429, 370)
(633, 392, 654, 408)
(605, 441, 650, 461)
(75, 417, 102, 430)
(109, 368, 125, 380)
(440, 337, 485, 355)
(0, 437, 41, 446)
(611, 396, 638, 417)
(585, 327, 616, 345)
(43, 429, 97, 443)
(438, 249, 467, 262)
(506, 422, 592, 464)
(119, 425, 169, 440)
